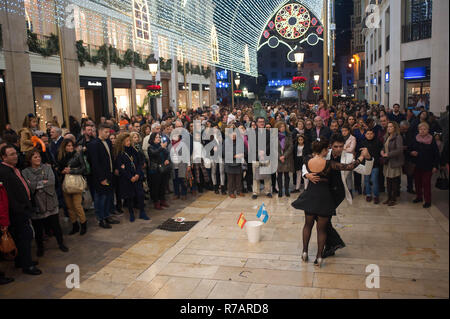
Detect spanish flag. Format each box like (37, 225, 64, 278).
(237, 213, 247, 229)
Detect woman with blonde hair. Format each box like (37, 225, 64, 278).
(114, 133, 149, 221)
(380, 121, 404, 206)
(410, 122, 440, 208)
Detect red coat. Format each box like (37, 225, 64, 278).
(0, 183, 10, 227)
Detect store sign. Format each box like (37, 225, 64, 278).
(371, 78, 377, 85)
(0, 78, 4, 83)
(43, 95, 52, 100)
(88, 81, 102, 87)
(385, 72, 390, 83)
(404, 67, 426, 80)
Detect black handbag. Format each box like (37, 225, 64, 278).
(158, 163, 171, 174)
(435, 169, 449, 190)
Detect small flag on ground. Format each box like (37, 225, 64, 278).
(237, 213, 247, 229)
(256, 204, 269, 223)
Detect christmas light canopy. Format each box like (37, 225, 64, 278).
(1, 0, 327, 77)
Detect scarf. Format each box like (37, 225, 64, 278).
(416, 134, 433, 145)
(279, 132, 286, 152)
(343, 134, 350, 142)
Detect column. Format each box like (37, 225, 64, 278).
(209, 66, 217, 105)
(389, 0, 402, 108)
(60, 26, 82, 121)
(430, 0, 449, 115)
(1, 2, 34, 129)
(131, 67, 137, 116)
(380, 11, 386, 107)
(199, 82, 203, 109)
(188, 80, 192, 110)
(171, 55, 178, 112)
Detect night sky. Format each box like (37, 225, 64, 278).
(334, 0, 354, 58)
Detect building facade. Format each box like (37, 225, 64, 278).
(0, 0, 217, 130)
(364, 0, 449, 114)
(351, 0, 367, 101)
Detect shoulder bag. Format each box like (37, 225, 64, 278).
(0, 229, 17, 260)
(62, 174, 87, 194)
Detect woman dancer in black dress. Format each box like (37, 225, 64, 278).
(292, 139, 370, 267)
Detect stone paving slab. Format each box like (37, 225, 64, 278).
(1, 187, 448, 299)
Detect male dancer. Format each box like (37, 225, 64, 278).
(304, 134, 373, 258)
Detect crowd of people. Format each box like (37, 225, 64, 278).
(0, 99, 448, 282)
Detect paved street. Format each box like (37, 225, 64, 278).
(1, 182, 447, 299)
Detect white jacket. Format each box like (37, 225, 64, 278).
(302, 150, 374, 205)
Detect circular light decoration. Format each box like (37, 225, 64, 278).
(275, 3, 311, 40)
(307, 33, 319, 46)
(268, 36, 279, 48)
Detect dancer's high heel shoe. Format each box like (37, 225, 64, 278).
(301, 252, 309, 262)
(314, 257, 323, 268)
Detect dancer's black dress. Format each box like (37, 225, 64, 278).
(291, 156, 362, 216)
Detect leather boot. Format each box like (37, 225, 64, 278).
(69, 222, 80, 235)
(214, 184, 220, 194)
(80, 221, 87, 235)
(154, 201, 163, 210)
(161, 200, 169, 208)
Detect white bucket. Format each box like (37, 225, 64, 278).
(245, 221, 264, 243)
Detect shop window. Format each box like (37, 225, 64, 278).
(114, 88, 132, 117)
(406, 81, 430, 110)
(34, 87, 63, 132)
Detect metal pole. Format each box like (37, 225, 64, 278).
(183, 57, 188, 111)
(323, 0, 328, 105)
(297, 63, 302, 108)
(231, 71, 234, 109)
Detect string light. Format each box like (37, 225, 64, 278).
(1, 0, 327, 77)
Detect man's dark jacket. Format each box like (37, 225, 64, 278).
(0, 164, 32, 226)
(87, 138, 113, 194)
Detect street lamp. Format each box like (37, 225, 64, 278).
(148, 56, 158, 79)
(147, 55, 159, 117)
(234, 73, 241, 106)
(234, 73, 241, 89)
(351, 58, 355, 63)
(314, 74, 320, 104)
(294, 46, 305, 109)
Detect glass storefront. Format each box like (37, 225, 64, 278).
(406, 81, 430, 110)
(136, 89, 148, 109)
(191, 84, 200, 110)
(114, 88, 132, 117)
(178, 83, 188, 111)
(80, 77, 107, 123)
(202, 85, 210, 107)
(34, 87, 63, 131)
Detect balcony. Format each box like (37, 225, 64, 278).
(402, 21, 432, 43)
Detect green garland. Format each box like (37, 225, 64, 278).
(27, 30, 59, 57)
(160, 57, 172, 72)
(176, 61, 210, 78)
